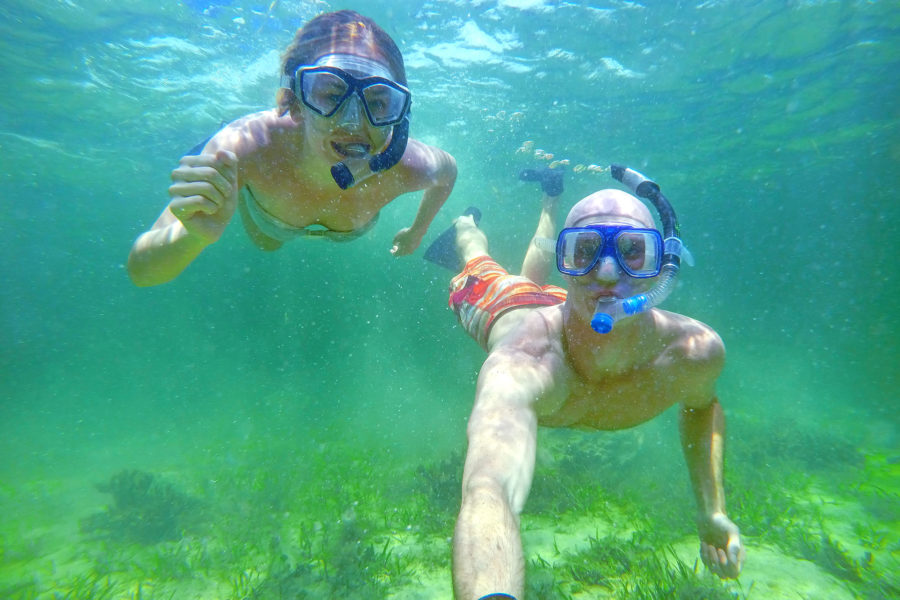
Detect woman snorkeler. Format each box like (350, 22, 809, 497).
(128, 10, 457, 286)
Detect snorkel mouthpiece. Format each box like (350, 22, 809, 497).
(331, 115, 410, 190)
(591, 312, 614, 334)
(331, 156, 368, 190)
(590, 295, 649, 334)
(590, 165, 684, 334)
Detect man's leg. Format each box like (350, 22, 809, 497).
(519, 192, 559, 285)
(454, 214, 490, 265)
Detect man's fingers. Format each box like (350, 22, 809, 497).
(701, 542, 729, 577)
(728, 541, 740, 565)
(701, 540, 743, 579)
(701, 543, 715, 568)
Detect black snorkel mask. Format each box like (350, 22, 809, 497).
(281, 53, 412, 190)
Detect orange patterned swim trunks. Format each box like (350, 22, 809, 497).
(448, 255, 567, 350)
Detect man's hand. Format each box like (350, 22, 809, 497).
(697, 512, 744, 579)
(168, 150, 238, 244)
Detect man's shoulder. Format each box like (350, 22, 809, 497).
(653, 309, 725, 364)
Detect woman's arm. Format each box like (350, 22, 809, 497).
(390, 140, 457, 256)
(127, 147, 239, 287)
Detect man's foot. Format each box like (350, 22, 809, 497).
(519, 166, 563, 196)
(423, 207, 482, 272)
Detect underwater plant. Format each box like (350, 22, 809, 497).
(526, 554, 576, 600)
(80, 469, 201, 545)
(1, 580, 39, 600)
(620, 547, 748, 600)
(521, 531, 746, 599)
(50, 572, 120, 600)
(242, 515, 416, 600)
(413, 450, 464, 534)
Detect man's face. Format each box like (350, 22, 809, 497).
(563, 220, 658, 319)
(560, 190, 659, 323)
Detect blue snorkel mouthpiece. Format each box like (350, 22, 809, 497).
(590, 164, 684, 334)
(331, 115, 410, 190)
(591, 295, 650, 334)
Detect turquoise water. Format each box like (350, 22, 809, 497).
(1, 1, 898, 598)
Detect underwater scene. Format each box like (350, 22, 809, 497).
(1, 0, 898, 598)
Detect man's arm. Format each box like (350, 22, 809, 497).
(452, 349, 549, 600)
(679, 398, 744, 579)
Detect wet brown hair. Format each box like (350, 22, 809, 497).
(277, 10, 407, 115)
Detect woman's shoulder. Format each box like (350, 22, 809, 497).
(206, 110, 296, 158)
(397, 137, 457, 184)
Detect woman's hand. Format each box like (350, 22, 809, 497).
(390, 226, 423, 256)
(168, 150, 238, 244)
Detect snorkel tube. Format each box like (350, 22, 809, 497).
(590, 164, 685, 334)
(331, 114, 410, 190)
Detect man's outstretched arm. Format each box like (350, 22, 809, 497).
(453, 350, 547, 600)
(679, 398, 745, 579)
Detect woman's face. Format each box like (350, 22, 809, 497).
(292, 52, 400, 164)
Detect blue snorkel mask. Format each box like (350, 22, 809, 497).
(559, 165, 686, 334)
(556, 224, 663, 278)
(280, 53, 411, 190)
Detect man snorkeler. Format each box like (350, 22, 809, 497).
(425, 167, 744, 599)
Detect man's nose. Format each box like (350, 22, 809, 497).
(591, 254, 621, 283)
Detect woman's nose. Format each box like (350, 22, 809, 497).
(337, 94, 364, 128)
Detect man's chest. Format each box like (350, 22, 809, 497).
(538, 363, 682, 430)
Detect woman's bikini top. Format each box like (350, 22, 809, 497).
(241, 186, 378, 243)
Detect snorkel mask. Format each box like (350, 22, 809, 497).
(280, 53, 411, 190)
(560, 165, 686, 334)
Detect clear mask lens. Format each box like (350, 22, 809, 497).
(361, 83, 409, 125)
(616, 230, 660, 276)
(300, 70, 351, 116)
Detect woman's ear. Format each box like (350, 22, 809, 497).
(276, 87, 301, 121)
(288, 100, 304, 123)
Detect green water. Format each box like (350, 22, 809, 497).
(1, 1, 897, 598)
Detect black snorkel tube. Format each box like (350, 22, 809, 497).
(590, 164, 685, 334)
(331, 114, 410, 190)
